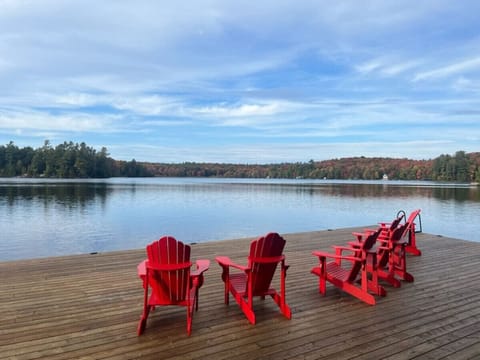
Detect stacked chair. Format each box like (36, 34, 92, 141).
(402, 209, 422, 255)
(311, 228, 386, 305)
(311, 209, 422, 305)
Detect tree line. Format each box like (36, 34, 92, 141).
(0, 141, 151, 178)
(1, 141, 479, 182)
(142, 151, 480, 182)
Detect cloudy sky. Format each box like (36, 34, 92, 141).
(0, 1, 479, 163)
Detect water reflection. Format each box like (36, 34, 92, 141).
(281, 183, 479, 201)
(0, 178, 479, 260)
(1, 179, 478, 205)
(431, 186, 480, 202)
(0, 182, 110, 208)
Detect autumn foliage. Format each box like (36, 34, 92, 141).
(143, 151, 480, 182)
(1, 141, 479, 182)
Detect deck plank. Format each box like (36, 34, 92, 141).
(1, 227, 479, 359)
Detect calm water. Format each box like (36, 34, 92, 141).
(1, 177, 479, 261)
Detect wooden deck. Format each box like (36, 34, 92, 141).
(1, 228, 479, 360)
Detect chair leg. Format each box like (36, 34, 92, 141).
(195, 288, 200, 311)
(272, 293, 292, 319)
(240, 298, 256, 325)
(312, 258, 327, 295)
(377, 252, 402, 287)
(187, 303, 193, 336)
(406, 225, 422, 255)
(391, 245, 414, 282)
(276, 263, 292, 319)
(137, 305, 151, 336)
(345, 282, 376, 305)
(365, 253, 387, 295)
(138, 279, 151, 336)
(224, 278, 230, 305)
(395, 252, 414, 282)
(378, 268, 402, 288)
(367, 271, 387, 296)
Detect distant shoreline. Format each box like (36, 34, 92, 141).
(2, 174, 480, 186)
(1, 141, 479, 182)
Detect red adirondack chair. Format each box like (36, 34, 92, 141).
(402, 209, 422, 255)
(216, 232, 291, 324)
(137, 236, 210, 336)
(379, 223, 414, 285)
(377, 212, 405, 241)
(311, 228, 385, 305)
(353, 223, 414, 288)
(368, 209, 422, 256)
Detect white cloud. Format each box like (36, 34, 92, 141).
(356, 57, 421, 77)
(54, 93, 98, 107)
(111, 95, 184, 116)
(413, 57, 480, 82)
(0, 108, 118, 132)
(195, 103, 281, 118)
(110, 138, 464, 164)
(453, 77, 480, 93)
(381, 60, 420, 76)
(355, 59, 385, 74)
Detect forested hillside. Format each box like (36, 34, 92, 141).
(1, 141, 479, 182)
(142, 151, 480, 182)
(0, 141, 151, 178)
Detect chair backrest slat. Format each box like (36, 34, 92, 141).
(348, 228, 380, 282)
(146, 236, 191, 303)
(248, 232, 286, 295)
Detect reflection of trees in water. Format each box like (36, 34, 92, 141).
(0, 182, 478, 209)
(165, 183, 480, 203)
(284, 184, 479, 202)
(0, 183, 110, 208)
(431, 186, 480, 202)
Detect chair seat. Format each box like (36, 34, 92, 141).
(326, 263, 351, 281)
(148, 286, 197, 306)
(311, 263, 351, 282)
(229, 273, 277, 297)
(229, 273, 248, 293)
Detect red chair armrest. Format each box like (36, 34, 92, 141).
(191, 259, 210, 276)
(331, 245, 358, 255)
(137, 259, 147, 278)
(215, 256, 249, 272)
(312, 250, 360, 263)
(353, 229, 375, 237)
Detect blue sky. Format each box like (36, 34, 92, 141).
(0, 1, 479, 163)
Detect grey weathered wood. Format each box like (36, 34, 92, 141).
(0, 227, 479, 360)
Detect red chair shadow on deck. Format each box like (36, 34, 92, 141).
(137, 236, 209, 336)
(216, 232, 292, 324)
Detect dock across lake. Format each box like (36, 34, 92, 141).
(1, 227, 479, 359)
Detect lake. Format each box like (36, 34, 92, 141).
(1, 177, 479, 261)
